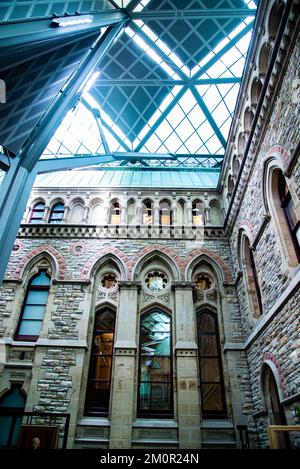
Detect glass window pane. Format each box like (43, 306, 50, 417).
(285, 199, 298, 229)
(139, 382, 172, 412)
(95, 310, 115, 330)
(140, 356, 171, 380)
(201, 383, 224, 412)
(18, 320, 42, 336)
(26, 290, 49, 305)
(50, 212, 63, 220)
(22, 305, 46, 320)
(53, 203, 64, 211)
(200, 358, 221, 382)
(31, 272, 50, 286)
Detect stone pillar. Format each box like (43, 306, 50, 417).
(186, 201, 193, 225)
(136, 202, 142, 225)
(82, 205, 90, 223)
(109, 281, 140, 449)
(171, 203, 177, 225)
(153, 201, 160, 225)
(173, 282, 201, 449)
(42, 205, 50, 223)
(62, 205, 70, 223)
(205, 205, 210, 224)
(120, 201, 127, 225)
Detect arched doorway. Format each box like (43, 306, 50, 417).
(262, 365, 290, 448)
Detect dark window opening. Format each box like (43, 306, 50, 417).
(197, 311, 227, 418)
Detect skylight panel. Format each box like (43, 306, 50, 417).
(187, 106, 206, 127)
(164, 133, 182, 153)
(205, 135, 224, 154)
(176, 119, 195, 141)
(197, 121, 215, 140)
(144, 134, 162, 152)
(166, 104, 185, 128)
(134, 19, 189, 77)
(220, 118, 232, 140)
(133, 0, 151, 12)
(185, 133, 204, 153)
(155, 120, 173, 141)
(178, 90, 197, 114)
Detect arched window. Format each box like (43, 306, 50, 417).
(127, 199, 136, 225)
(0, 384, 26, 448)
(49, 202, 64, 224)
(90, 203, 105, 225)
(241, 235, 263, 317)
(29, 202, 45, 224)
(138, 310, 173, 418)
(278, 172, 300, 261)
(262, 365, 290, 448)
(142, 200, 153, 225)
(84, 307, 115, 416)
(15, 271, 50, 341)
(159, 201, 172, 225)
(109, 202, 120, 225)
(197, 310, 226, 418)
(192, 200, 204, 225)
(69, 203, 84, 223)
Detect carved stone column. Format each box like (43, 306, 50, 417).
(172, 281, 201, 449)
(82, 205, 90, 223)
(61, 205, 70, 223)
(42, 205, 50, 223)
(186, 201, 193, 225)
(109, 281, 141, 449)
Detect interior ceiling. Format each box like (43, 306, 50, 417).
(43, 0, 258, 170)
(0, 0, 258, 179)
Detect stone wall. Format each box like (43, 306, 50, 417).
(226, 26, 300, 447)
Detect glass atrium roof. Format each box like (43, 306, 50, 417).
(41, 0, 257, 179)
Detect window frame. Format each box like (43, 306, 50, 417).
(14, 271, 50, 342)
(137, 309, 173, 419)
(278, 172, 300, 262)
(196, 309, 227, 419)
(84, 307, 116, 417)
(29, 202, 45, 224)
(48, 202, 65, 224)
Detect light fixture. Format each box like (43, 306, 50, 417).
(51, 15, 94, 28)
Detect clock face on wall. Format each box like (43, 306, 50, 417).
(145, 271, 168, 292)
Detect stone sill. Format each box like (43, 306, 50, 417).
(4, 362, 32, 369)
(18, 223, 224, 240)
(200, 419, 234, 429)
(77, 417, 110, 427)
(0, 338, 87, 348)
(133, 419, 178, 428)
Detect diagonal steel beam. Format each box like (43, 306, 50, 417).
(95, 77, 241, 86)
(134, 86, 188, 152)
(132, 8, 257, 20)
(0, 10, 129, 50)
(190, 87, 227, 149)
(36, 155, 116, 173)
(0, 20, 129, 286)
